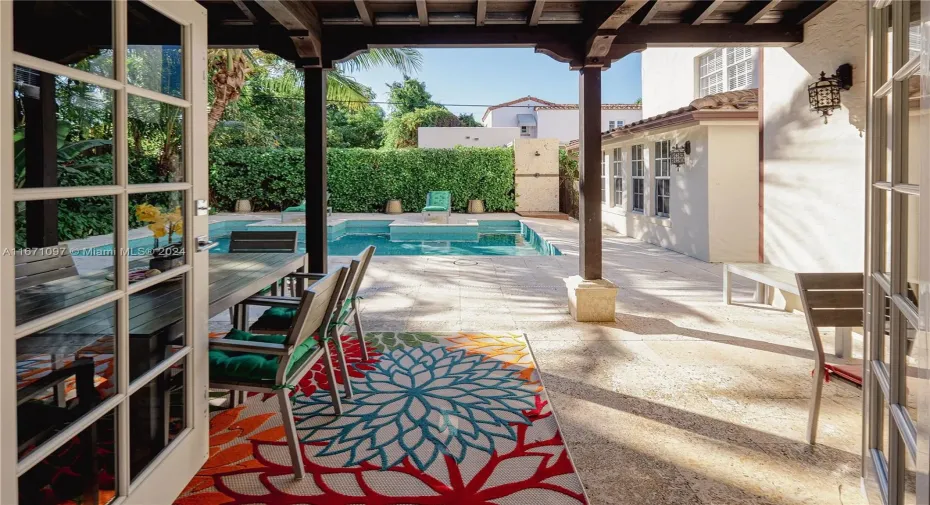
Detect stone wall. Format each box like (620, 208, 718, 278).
(513, 138, 559, 212)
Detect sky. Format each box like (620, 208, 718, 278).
(342, 48, 642, 119)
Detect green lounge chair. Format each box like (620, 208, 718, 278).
(209, 267, 348, 479)
(281, 193, 331, 222)
(421, 191, 451, 223)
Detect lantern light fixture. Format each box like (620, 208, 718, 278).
(808, 63, 852, 124)
(670, 141, 690, 170)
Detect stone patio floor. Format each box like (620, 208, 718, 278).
(211, 213, 865, 505)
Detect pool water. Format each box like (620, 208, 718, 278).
(75, 219, 561, 257)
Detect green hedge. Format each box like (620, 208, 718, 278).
(210, 147, 515, 213)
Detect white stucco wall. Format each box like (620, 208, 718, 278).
(641, 47, 712, 117)
(762, 0, 866, 273)
(641, 47, 760, 118)
(483, 100, 548, 127)
(417, 127, 520, 148)
(535, 108, 643, 144)
(601, 121, 758, 262)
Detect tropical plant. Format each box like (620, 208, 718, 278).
(382, 106, 461, 148)
(12, 124, 112, 189)
(207, 48, 423, 138)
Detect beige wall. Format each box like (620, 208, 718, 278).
(601, 122, 758, 262)
(762, 0, 866, 273)
(708, 125, 760, 262)
(513, 138, 559, 212)
(640, 47, 712, 117)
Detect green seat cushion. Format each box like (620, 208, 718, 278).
(252, 306, 297, 332)
(209, 328, 319, 383)
(422, 205, 447, 212)
(283, 200, 307, 213)
(425, 191, 450, 209)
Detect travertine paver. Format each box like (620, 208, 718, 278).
(210, 212, 866, 505)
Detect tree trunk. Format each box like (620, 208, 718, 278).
(207, 93, 228, 137)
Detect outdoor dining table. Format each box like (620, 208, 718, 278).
(14, 251, 307, 475)
(15, 251, 308, 349)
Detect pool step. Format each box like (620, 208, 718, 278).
(388, 222, 479, 242)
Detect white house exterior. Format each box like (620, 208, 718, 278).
(569, 90, 760, 263)
(584, 0, 868, 280)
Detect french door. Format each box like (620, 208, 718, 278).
(0, 1, 210, 503)
(864, 1, 929, 504)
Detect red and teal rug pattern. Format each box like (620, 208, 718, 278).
(176, 332, 588, 505)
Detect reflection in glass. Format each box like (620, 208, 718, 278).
(904, 318, 920, 425)
(905, 195, 919, 308)
(128, 95, 184, 183)
(15, 196, 116, 327)
(128, 272, 186, 383)
(127, 191, 186, 276)
(16, 303, 117, 460)
(130, 356, 187, 480)
(127, 1, 183, 98)
(18, 411, 117, 505)
(13, 67, 115, 189)
(13, 1, 114, 79)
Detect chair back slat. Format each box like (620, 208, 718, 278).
(15, 248, 78, 291)
(797, 273, 863, 291)
(228, 231, 298, 253)
(347, 246, 375, 299)
(808, 308, 863, 328)
(287, 267, 347, 351)
(796, 272, 864, 365)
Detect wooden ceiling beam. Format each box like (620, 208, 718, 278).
(638, 0, 662, 24)
(354, 0, 374, 26)
(692, 0, 725, 25)
(529, 0, 546, 26)
(598, 0, 649, 30)
(476, 0, 487, 26)
(416, 0, 428, 26)
(585, 1, 648, 59)
(743, 0, 781, 25)
(231, 0, 257, 22)
(791, 0, 835, 25)
(254, 0, 322, 58)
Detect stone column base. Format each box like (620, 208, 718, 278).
(565, 275, 618, 322)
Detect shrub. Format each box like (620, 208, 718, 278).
(210, 146, 515, 213)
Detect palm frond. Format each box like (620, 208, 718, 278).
(336, 48, 423, 75)
(326, 71, 372, 109)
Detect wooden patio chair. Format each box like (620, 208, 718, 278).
(249, 246, 376, 363)
(796, 272, 864, 445)
(209, 267, 347, 479)
(227, 230, 299, 328)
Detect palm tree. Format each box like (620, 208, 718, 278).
(207, 48, 422, 136)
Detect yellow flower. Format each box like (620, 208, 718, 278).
(148, 220, 167, 238)
(135, 203, 161, 223)
(171, 219, 184, 236)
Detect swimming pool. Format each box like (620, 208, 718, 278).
(75, 219, 561, 257)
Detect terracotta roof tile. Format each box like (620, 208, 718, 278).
(566, 89, 758, 150)
(535, 104, 642, 110)
(481, 95, 556, 121)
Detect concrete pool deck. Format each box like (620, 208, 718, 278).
(209, 212, 867, 505)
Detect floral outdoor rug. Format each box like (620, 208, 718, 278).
(175, 332, 588, 505)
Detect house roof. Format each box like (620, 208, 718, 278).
(535, 104, 642, 111)
(481, 96, 556, 122)
(566, 89, 759, 151)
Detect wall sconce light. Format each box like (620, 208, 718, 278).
(808, 63, 852, 124)
(671, 141, 690, 170)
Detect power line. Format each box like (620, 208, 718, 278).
(253, 96, 568, 109)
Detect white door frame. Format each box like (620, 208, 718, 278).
(0, 1, 210, 503)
